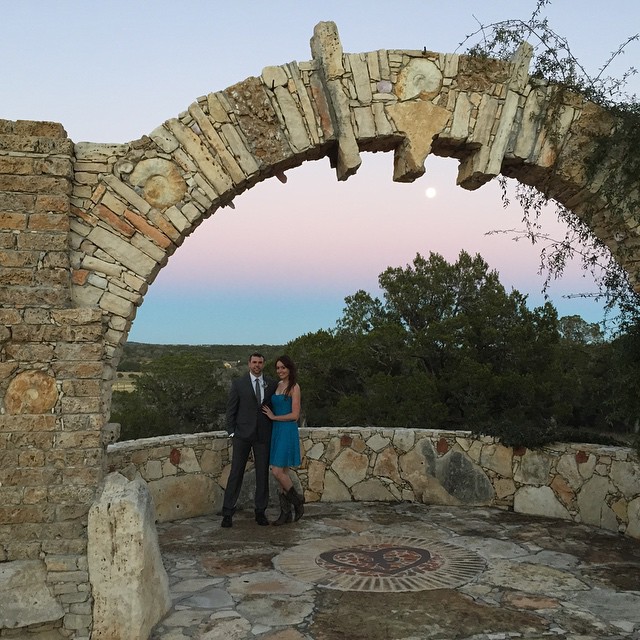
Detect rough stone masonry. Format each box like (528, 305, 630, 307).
(1, 21, 639, 639)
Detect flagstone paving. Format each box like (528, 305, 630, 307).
(150, 502, 640, 639)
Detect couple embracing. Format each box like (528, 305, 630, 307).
(220, 352, 304, 528)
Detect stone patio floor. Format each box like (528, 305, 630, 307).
(150, 502, 640, 640)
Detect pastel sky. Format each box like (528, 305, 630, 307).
(4, 1, 639, 344)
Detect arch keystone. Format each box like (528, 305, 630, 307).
(387, 101, 450, 182)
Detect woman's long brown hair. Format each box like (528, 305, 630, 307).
(276, 355, 297, 396)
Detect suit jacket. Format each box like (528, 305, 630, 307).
(226, 373, 276, 443)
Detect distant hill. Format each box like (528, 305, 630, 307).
(118, 342, 285, 371)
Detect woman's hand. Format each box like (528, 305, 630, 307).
(262, 405, 275, 419)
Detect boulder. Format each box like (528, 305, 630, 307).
(87, 472, 171, 640)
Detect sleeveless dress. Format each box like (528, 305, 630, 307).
(269, 393, 301, 467)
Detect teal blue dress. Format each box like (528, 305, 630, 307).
(269, 393, 301, 467)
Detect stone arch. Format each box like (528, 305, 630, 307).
(69, 22, 636, 372)
(2, 20, 639, 638)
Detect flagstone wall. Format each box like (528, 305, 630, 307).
(106, 428, 640, 539)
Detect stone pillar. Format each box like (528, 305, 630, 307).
(0, 119, 108, 639)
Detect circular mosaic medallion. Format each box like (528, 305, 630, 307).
(274, 534, 485, 592)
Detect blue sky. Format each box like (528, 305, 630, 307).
(4, 1, 639, 344)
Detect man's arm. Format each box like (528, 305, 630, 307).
(226, 379, 240, 436)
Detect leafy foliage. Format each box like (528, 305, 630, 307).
(287, 251, 637, 448)
(111, 353, 230, 439)
(460, 0, 640, 328)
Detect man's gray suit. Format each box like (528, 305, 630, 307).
(222, 373, 276, 516)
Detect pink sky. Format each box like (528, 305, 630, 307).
(4, 0, 637, 343)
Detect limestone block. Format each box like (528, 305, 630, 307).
(366, 433, 390, 452)
(393, 429, 416, 451)
(308, 459, 326, 494)
(373, 445, 402, 485)
(321, 470, 352, 502)
(387, 100, 450, 181)
(610, 459, 640, 498)
(348, 53, 373, 104)
(351, 478, 396, 501)
(513, 486, 571, 520)
(219, 123, 261, 175)
(148, 473, 219, 522)
(437, 450, 494, 505)
(577, 474, 614, 527)
(479, 443, 513, 478)
(353, 106, 376, 139)
(0, 560, 64, 629)
(626, 497, 640, 539)
(577, 452, 597, 480)
(176, 447, 201, 473)
(450, 93, 472, 140)
(556, 452, 582, 490)
(494, 478, 516, 500)
(87, 473, 171, 640)
(165, 118, 232, 195)
(514, 449, 552, 485)
(273, 85, 311, 153)
(262, 65, 288, 88)
(306, 442, 325, 459)
(331, 447, 368, 487)
(187, 103, 246, 184)
(87, 226, 156, 276)
(399, 438, 436, 481)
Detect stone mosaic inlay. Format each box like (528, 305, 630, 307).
(275, 534, 485, 592)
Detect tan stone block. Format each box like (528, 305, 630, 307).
(60, 466, 103, 486)
(60, 396, 102, 414)
(0, 249, 39, 267)
(23, 487, 48, 505)
(54, 342, 103, 361)
(16, 231, 68, 251)
(308, 459, 326, 494)
(18, 449, 45, 467)
(494, 478, 516, 500)
(373, 446, 402, 485)
(0, 505, 55, 524)
(55, 431, 102, 449)
(0, 211, 27, 229)
(0, 309, 22, 324)
(35, 192, 72, 212)
(61, 379, 102, 397)
(331, 447, 368, 487)
(51, 361, 104, 379)
(28, 213, 69, 231)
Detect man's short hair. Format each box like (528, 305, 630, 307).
(249, 352, 265, 361)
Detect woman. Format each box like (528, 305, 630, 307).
(262, 355, 304, 525)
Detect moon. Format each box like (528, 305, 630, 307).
(425, 187, 437, 199)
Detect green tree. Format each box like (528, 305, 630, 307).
(111, 353, 228, 440)
(289, 251, 575, 442)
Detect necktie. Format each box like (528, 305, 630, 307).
(255, 378, 261, 404)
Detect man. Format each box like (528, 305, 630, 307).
(221, 352, 276, 527)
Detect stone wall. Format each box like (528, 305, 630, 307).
(0, 121, 108, 638)
(107, 427, 640, 539)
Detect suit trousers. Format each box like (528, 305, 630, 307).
(222, 436, 271, 516)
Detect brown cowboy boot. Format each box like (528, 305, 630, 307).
(286, 486, 305, 521)
(272, 491, 292, 526)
